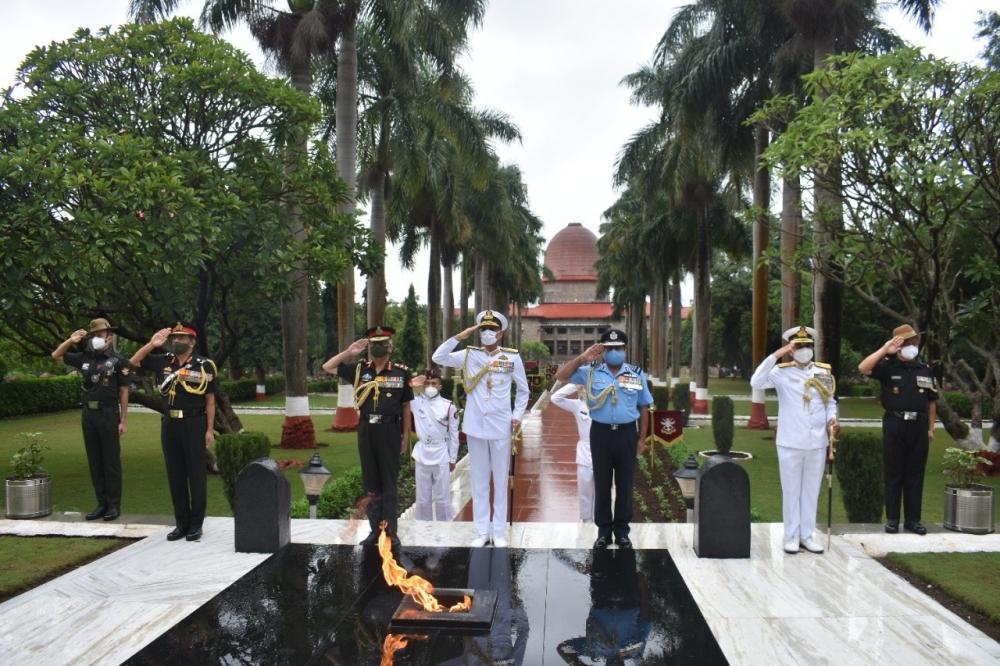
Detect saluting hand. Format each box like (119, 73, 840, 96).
(410, 374, 426, 388)
(455, 324, 480, 341)
(882, 336, 905, 355)
(580, 344, 604, 362)
(149, 328, 171, 348)
(346, 338, 369, 355)
(69, 329, 87, 344)
(773, 343, 795, 359)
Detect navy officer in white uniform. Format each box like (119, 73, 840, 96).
(433, 309, 529, 547)
(751, 325, 840, 554)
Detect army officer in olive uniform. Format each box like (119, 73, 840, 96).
(322, 326, 412, 549)
(131, 322, 218, 542)
(52, 318, 131, 521)
(859, 324, 938, 535)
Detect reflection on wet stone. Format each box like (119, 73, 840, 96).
(126, 545, 725, 665)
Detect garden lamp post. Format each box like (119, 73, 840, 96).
(299, 453, 331, 519)
(673, 454, 699, 522)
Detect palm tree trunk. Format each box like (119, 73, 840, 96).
(812, 32, 844, 384)
(366, 164, 387, 327)
(651, 279, 666, 380)
(426, 227, 442, 367)
(781, 175, 802, 331)
(670, 271, 682, 382)
(332, 20, 360, 432)
(442, 259, 454, 376)
(460, 256, 470, 329)
(693, 204, 711, 414)
(749, 123, 771, 429)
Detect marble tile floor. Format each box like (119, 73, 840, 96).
(2, 519, 997, 665)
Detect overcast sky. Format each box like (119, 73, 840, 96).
(2, 1, 995, 306)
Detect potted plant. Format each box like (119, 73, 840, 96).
(942, 447, 995, 534)
(5, 432, 52, 519)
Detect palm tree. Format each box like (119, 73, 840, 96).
(130, 0, 350, 447)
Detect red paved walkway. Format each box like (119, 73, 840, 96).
(456, 403, 582, 522)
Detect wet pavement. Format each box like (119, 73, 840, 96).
(125, 543, 726, 665)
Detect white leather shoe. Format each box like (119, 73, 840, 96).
(800, 536, 825, 553)
(470, 535, 490, 548)
(783, 538, 800, 554)
(493, 535, 508, 548)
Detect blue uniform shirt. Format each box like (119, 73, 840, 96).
(569, 362, 653, 425)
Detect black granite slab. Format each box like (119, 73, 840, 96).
(125, 545, 727, 665)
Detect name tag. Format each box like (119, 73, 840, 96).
(916, 376, 934, 390)
(376, 376, 404, 389)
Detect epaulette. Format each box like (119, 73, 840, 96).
(626, 363, 643, 374)
(814, 362, 832, 370)
(778, 362, 794, 368)
(499, 346, 519, 354)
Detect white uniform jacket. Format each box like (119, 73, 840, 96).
(411, 393, 460, 466)
(750, 355, 838, 450)
(550, 383, 593, 468)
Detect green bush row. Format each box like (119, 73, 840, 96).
(220, 376, 286, 401)
(0, 375, 83, 418)
(835, 430, 884, 522)
(711, 396, 735, 454)
(942, 391, 994, 421)
(290, 453, 420, 520)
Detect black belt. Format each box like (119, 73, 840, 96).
(165, 408, 206, 419)
(592, 421, 636, 432)
(85, 400, 118, 410)
(887, 410, 925, 421)
(365, 414, 402, 424)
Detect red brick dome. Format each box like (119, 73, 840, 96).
(544, 223, 599, 282)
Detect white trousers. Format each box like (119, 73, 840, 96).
(577, 464, 595, 522)
(467, 436, 511, 537)
(776, 445, 827, 542)
(414, 461, 452, 521)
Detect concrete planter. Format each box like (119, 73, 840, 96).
(4, 475, 52, 519)
(943, 483, 995, 534)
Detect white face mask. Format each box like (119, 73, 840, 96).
(89, 336, 108, 351)
(480, 330, 498, 346)
(424, 386, 439, 399)
(899, 345, 919, 361)
(793, 347, 814, 365)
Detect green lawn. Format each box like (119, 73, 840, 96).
(666, 425, 1000, 524)
(0, 536, 132, 600)
(0, 410, 360, 517)
(242, 393, 338, 409)
(885, 552, 1000, 624)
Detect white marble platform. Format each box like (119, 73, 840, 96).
(1, 520, 997, 665)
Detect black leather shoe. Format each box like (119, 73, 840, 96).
(593, 536, 609, 550)
(904, 521, 927, 535)
(885, 520, 899, 534)
(615, 536, 633, 549)
(103, 508, 120, 521)
(166, 528, 186, 541)
(85, 506, 106, 521)
(185, 528, 203, 542)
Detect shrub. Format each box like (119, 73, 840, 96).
(8, 432, 48, 479)
(667, 441, 692, 468)
(316, 466, 366, 519)
(651, 385, 669, 410)
(307, 379, 338, 393)
(835, 430, 884, 522)
(290, 497, 309, 518)
(215, 431, 271, 510)
(219, 378, 257, 402)
(673, 382, 691, 423)
(711, 396, 735, 454)
(0, 375, 82, 417)
(942, 447, 992, 487)
(264, 375, 285, 394)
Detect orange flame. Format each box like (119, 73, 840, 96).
(380, 634, 409, 666)
(377, 521, 472, 613)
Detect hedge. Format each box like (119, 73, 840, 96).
(835, 430, 884, 523)
(0, 375, 83, 418)
(215, 431, 271, 510)
(651, 385, 670, 410)
(673, 382, 691, 424)
(711, 396, 735, 455)
(942, 391, 994, 421)
(291, 453, 419, 521)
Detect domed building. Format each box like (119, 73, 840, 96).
(520, 223, 625, 361)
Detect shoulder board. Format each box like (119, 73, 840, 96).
(626, 364, 643, 374)
(499, 346, 519, 354)
(814, 362, 832, 370)
(778, 362, 794, 368)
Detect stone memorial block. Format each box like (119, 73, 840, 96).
(234, 458, 290, 554)
(692, 455, 750, 558)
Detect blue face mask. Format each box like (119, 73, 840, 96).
(604, 349, 625, 366)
